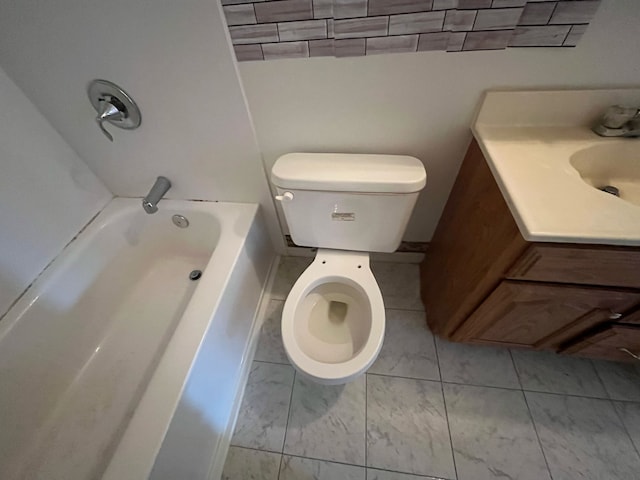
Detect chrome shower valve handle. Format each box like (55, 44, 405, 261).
(95, 98, 125, 141)
(88, 79, 141, 142)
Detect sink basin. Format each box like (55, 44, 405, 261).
(570, 143, 640, 207)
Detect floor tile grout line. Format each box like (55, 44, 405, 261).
(520, 390, 555, 480)
(382, 305, 426, 313)
(611, 397, 640, 405)
(364, 372, 368, 471)
(510, 349, 555, 480)
(435, 339, 459, 480)
(588, 357, 640, 403)
(515, 385, 614, 401)
(231, 439, 458, 479)
(587, 357, 611, 398)
(441, 379, 523, 393)
(229, 444, 284, 456)
(367, 467, 454, 480)
(589, 357, 613, 400)
(280, 369, 297, 456)
(610, 400, 640, 462)
(247, 443, 455, 479)
(254, 359, 291, 367)
(596, 357, 640, 461)
(366, 371, 441, 384)
(432, 332, 443, 382)
(587, 357, 640, 453)
(366, 371, 618, 400)
(280, 451, 368, 470)
(508, 349, 525, 390)
(276, 453, 285, 480)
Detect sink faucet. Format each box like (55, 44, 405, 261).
(592, 105, 640, 137)
(142, 176, 171, 214)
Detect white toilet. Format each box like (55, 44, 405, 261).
(271, 153, 426, 384)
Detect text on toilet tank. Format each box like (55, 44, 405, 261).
(331, 212, 355, 221)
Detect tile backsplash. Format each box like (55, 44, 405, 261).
(222, 0, 600, 61)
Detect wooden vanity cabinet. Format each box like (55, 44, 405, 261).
(421, 139, 640, 362)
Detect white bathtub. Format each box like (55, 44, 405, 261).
(0, 198, 276, 480)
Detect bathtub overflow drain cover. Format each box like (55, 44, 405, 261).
(189, 270, 202, 281)
(172, 214, 189, 228)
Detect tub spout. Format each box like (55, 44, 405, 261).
(142, 176, 171, 214)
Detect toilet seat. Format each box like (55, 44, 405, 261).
(281, 249, 385, 385)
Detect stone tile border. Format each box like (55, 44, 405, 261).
(223, 0, 601, 61)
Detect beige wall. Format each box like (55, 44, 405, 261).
(239, 0, 640, 242)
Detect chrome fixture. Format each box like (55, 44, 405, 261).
(619, 347, 640, 361)
(143, 176, 172, 214)
(599, 185, 620, 197)
(592, 105, 640, 137)
(88, 79, 141, 141)
(172, 214, 189, 228)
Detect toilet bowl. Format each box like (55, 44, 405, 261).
(281, 249, 385, 385)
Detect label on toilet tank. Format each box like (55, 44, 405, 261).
(331, 212, 355, 221)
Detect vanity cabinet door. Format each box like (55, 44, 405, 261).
(507, 244, 640, 289)
(563, 325, 640, 362)
(452, 281, 640, 349)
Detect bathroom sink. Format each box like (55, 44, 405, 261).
(570, 143, 640, 207)
(471, 89, 640, 245)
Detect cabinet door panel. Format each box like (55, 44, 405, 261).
(452, 281, 640, 348)
(621, 309, 640, 325)
(508, 244, 640, 289)
(564, 325, 640, 362)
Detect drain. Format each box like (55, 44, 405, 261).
(328, 301, 348, 324)
(172, 214, 189, 228)
(189, 270, 202, 281)
(599, 185, 620, 197)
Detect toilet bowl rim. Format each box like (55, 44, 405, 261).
(281, 258, 385, 383)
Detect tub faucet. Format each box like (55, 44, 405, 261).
(592, 105, 640, 137)
(142, 176, 171, 214)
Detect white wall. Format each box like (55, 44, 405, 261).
(0, 0, 283, 251)
(0, 67, 111, 317)
(238, 0, 640, 242)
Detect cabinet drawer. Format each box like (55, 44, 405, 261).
(453, 280, 640, 349)
(507, 244, 640, 289)
(564, 325, 640, 362)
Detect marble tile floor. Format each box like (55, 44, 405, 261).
(222, 257, 640, 480)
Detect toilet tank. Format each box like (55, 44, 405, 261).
(271, 153, 426, 253)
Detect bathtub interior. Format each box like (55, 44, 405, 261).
(0, 203, 221, 479)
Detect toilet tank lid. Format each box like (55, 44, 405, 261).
(271, 153, 426, 193)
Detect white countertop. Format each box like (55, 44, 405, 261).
(472, 90, 640, 247)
